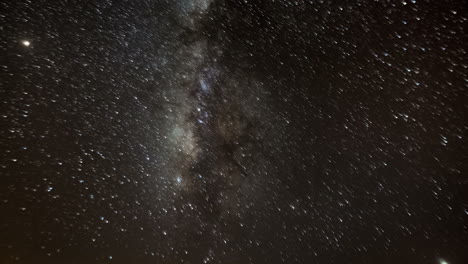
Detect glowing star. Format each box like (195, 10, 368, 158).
(439, 259, 449, 264)
(21, 40, 31, 47)
(199, 78, 209, 92)
(176, 176, 182, 184)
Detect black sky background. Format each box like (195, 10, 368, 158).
(1, 0, 467, 263)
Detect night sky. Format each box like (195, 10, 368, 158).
(1, 0, 467, 263)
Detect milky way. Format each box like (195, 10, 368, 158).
(1, 0, 467, 263)
(157, 1, 287, 246)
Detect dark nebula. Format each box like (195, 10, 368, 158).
(1, 0, 467, 264)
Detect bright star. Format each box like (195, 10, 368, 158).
(21, 40, 31, 47)
(439, 258, 449, 264)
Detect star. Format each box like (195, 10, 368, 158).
(176, 176, 182, 184)
(21, 40, 31, 47)
(439, 259, 449, 264)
